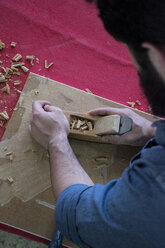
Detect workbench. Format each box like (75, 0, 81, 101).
(0, 0, 152, 247)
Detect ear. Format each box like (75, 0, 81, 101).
(142, 42, 165, 80)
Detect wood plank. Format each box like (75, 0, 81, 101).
(0, 73, 159, 247)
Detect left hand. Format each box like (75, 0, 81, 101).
(29, 101, 70, 149)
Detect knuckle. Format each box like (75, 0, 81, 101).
(123, 108, 133, 115)
(33, 111, 40, 119)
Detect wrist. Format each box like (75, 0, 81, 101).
(145, 121, 156, 139)
(48, 133, 69, 152)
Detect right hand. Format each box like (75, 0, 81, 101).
(89, 107, 156, 146)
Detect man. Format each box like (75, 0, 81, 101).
(29, 1, 165, 247)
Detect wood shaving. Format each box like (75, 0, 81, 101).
(7, 176, 14, 184)
(70, 116, 93, 131)
(5, 151, 13, 156)
(95, 157, 108, 162)
(0, 111, 9, 120)
(34, 90, 39, 95)
(12, 62, 25, 68)
(85, 88, 93, 94)
(136, 100, 141, 106)
(11, 42, 17, 48)
(16, 89, 22, 94)
(36, 58, 39, 64)
(0, 40, 5, 50)
(21, 66, 29, 73)
(13, 71, 20, 76)
(26, 55, 35, 65)
(45, 60, 54, 69)
(14, 80, 21, 86)
(0, 73, 5, 83)
(127, 101, 136, 108)
(11, 66, 19, 71)
(87, 121, 93, 131)
(1, 67, 6, 73)
(2, 84, 10, 94)
(12, 53, 22, 62)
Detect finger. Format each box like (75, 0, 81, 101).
(102, 134, 122, 144)
(88, 107, 132, 117)
(44, 104, 57, 112)
(32, 101, 51, 115)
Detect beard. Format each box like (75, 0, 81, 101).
(138, 62, 165, 116)
(130, 44, 165, 117)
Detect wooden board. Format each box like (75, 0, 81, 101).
(0, 73, 158, 247)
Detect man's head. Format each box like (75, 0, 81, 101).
(87, 0, 165, 116)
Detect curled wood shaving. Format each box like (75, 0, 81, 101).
(136, 100, 141, 106)
(14, 80, 21, 86)
(16, 89, 22, 94)
(0, 111, 9, 120)
(2, 84, 10, 94)
(21, 65, 29, 73)
(7, 176, 14, 184)
(87, 121, 93, 131)
(0, 73, 5, 83)
(45, 60, 54, 69)
(34, 90, 39, 95)
(85, 88, 93, 94)
(70, 116, 93, 131)
(13, 71, 20, 75)
(11, 42, 17, 48)
(12, 62, 25, 68)
(6, 67, 13, 75)
(11, 66, 19, 71)
(0, 40, 5, 50)
(5, 151, 13, 156)
(26, 55, 35, 65)
(12, 53, 22, 62)
(127, 101, 136, 108)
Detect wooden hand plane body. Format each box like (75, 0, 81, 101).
(64, 111, 132, 143)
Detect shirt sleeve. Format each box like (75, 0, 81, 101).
(55, 141, 165, 248)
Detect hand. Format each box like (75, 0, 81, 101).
(89, 107, 156, 146)
(29, 101, 70, 150)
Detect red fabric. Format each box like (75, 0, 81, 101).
(0, 223, 50, 246)
(0, 0, 149, 246)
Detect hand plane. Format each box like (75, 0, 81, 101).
(64, 111, 133, 143)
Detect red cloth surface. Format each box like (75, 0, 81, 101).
(0, 0, 149, 246)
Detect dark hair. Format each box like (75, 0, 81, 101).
(87, 0, 165, 46)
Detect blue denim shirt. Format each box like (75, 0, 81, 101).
(55, 121, 165, 248)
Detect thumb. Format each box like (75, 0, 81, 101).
(44, 105, 56, 112)
(88, 107, 123, 116)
